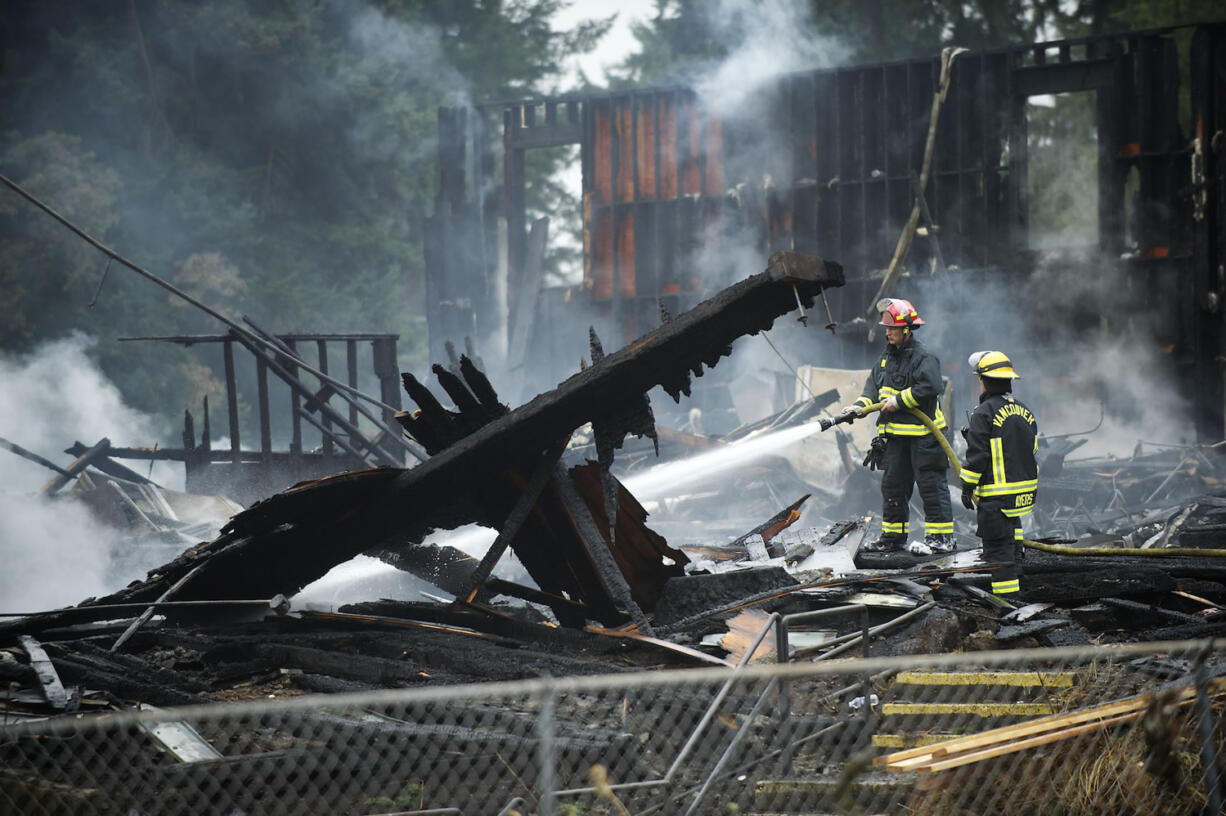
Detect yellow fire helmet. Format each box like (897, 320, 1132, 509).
(968, 350, 1020, 379)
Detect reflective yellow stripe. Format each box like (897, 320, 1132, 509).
(880, 358, 887, 367)
(881, 521, 907, 534)
(884, 423, 929, 436)
(992, 579, 1020, 595)
(925, 521, 953, 534)
(960, 468, 981, 485)
(1013, 528, 1024, 540)
(1002, 506, 1033, 518)
(990, 437, 1006, 485)
(856, 397, 873, 407)
(880, 386, 901, 395)
(978, 480, 1038, 497)
(900, 388, 919, 409)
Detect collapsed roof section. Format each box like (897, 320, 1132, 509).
(0, 252, 842, 639)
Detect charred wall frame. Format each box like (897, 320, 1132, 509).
(430, 23, 1226, 439)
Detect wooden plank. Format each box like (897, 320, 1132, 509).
(41, 438, 109, 495)
(586, 626, 733, 667)
(0, 436, 71, 477)
(18, 635, 69, 709)
(880, 679, 1226, 770)
(876, 695, 1153, 766)
(909, 713, 1139, 773)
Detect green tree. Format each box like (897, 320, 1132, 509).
(0, 0, 608, 426)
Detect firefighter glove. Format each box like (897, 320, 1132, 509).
(881, 395, 900, 412)
(838, 405, 861, 423)
(863, 435, 887, 470)
(961, 484, 976, 510)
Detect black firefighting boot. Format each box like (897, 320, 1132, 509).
(924, 533, 957, 553)
(861, 534, 906, 553)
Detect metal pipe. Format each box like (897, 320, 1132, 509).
(0, 597, 288, 618)
(538, 685, 556, 816)
(682, 677, 779, 816)
(553, 611, 786, 798)
(816, 601, 938, 660)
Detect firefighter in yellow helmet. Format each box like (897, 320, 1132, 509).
(959, 350, 1038, 597)
(837, 298, 954, 553)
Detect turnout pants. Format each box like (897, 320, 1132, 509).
(880, 434, 952, 541)
(977, 502, 1022, 595)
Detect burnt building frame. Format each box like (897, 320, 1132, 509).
(429, 23, 1226, 439)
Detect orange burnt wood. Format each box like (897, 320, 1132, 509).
(615, 102, 635, 202)
(616, 209, 636, 297)
(570, 461, 688, 611)
(592, 101, 612, 205)
(658, 97, 678, 198)
(636, 97, 657, 199)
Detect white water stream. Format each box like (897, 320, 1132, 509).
(623, 421, 824, 500)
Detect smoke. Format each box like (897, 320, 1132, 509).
(695, 0, 850, 118)
(0, 333, 179, 612)
(912, 246, 1196, 458)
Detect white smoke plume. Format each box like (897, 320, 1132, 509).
(696, 0, 850, 118)
(0, 333, 179, 612)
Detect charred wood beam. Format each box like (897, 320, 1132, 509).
(484, 578, 601, 627)
(553, 463, 654, 635)
(366, 544, 477, 598)
(222, 339, 241, 466)
(66, 444, 358, 464)
(41, 438, 109, 495)
(0, 255, 840, 634)
(1013, 58, 1114, 95)
(121, 332, 400, 343)
(460, 435, 571, 603)
(61, 441, 155, 485)
(18, 635, 69, 710)
(0, 436, 72, 477)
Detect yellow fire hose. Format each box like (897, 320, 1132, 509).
(827, 401, 1226, 558)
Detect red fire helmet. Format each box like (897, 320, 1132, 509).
(876, 298, 924, 328)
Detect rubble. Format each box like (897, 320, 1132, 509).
(4, 254, 1226, 814)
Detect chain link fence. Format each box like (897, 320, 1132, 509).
(3, 638, 1223, 815)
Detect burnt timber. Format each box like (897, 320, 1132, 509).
(432, 23, 1226, 439)
(0, 252, 842, 637)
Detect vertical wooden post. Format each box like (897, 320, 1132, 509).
(223, 339, 241, 467)
(256, 355, 272, 466)
(346, 340, 359, 427)
(286, 338, 302, 460)
(317, 339, 334, 457)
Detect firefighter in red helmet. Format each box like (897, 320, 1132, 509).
(837, 298, 954, 553)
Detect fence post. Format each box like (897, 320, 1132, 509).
(538, 682, 556, 816)
(1194, 641, 1223, 815)
(776, 616, 794, 773)
(861, 605, 872, 728)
